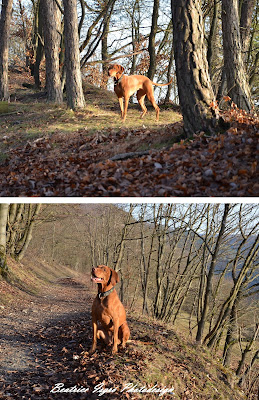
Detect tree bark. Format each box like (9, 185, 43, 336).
(164, 39, 174, 103)
(221, 0, 252, 111)
(63, 0, 85, 109)
(31, 0, 44, 88)
(240, 0, 255, 58)
(0, 204, 9, 273)
(0, 0, 13, 101)
(207, 0, 219, 74)
(42, 0, 63, 102)
(171, 0, 219, 137)
(147, 0, 159, 80)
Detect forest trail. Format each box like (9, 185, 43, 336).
(0, 277, 96, 399)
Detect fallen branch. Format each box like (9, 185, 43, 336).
(0, 111, 22, 117)
(109, 150, 150, 161)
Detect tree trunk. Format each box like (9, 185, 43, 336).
(221, 0, 252, 111)
(240, 0, 255, 58)
(207, 0, 219, 75)
(238, 349, 259, 387)
(164, 40, 174, 103)
(101, 6, 113, 89)
(42, 0, 63, 103)
(147, 0, 159, 80)
(16, 204, 41, 260)
(0, 0, 13, 101)
(171, 0, 219, 137)
(0, 204, 9, 273)
(222, 297, 239, 367)
(63, 0, 85, 109)
(32, 0, 44, 88)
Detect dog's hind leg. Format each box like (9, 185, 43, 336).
(137, 89, 147, 118)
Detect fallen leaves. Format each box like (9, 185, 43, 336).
(0, 108, 258, 196)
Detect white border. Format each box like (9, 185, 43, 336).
(0, 197, 257, 204)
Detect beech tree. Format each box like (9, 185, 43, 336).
(0, 0, 13, 101)
(171, 0, 219, 137)
(63, 0, 85, 109)
(221, 0, 252, 111)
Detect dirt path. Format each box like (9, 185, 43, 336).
(0, 278, 97, 399)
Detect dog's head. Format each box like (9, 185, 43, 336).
(91, 265, 119, 287)
(108, 64, 124, 78)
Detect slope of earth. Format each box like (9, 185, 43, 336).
(0, 257, 247, 399)
(0, 71, 258, 196)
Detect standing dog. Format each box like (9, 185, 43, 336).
(90, 265, 130, 354)
(108, 64, 173, 122)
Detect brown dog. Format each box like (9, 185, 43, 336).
(90, 265, 130, 354)
(108, 64, 173, 122)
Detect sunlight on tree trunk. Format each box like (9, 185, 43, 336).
(171, 0, 219, 137)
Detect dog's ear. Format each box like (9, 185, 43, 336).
(118, 65, 125, 74)
(110, 269, 119, 286)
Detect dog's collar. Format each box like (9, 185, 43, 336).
(98, 286, 115, 299)
(98, 270, 115, 298)
(114, 73, 124, 85)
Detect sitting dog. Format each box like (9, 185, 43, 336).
(90, 265, 130, 354)
(108, 64, 173, 122)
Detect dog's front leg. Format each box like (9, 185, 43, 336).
(112, 319, 119, 354)
(118, 97, 124, 118)
(89, 316, 98, 354)
(122, 97, 129, 122)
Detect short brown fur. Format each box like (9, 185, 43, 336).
(108, 64, 173, 122)
(90, 265, 130, 354)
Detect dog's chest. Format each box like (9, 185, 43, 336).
(96, 298, 112, 320)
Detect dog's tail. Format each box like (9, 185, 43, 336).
(152, 77, 173, 87)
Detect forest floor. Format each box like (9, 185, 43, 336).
(0, 69, 258, 197)
(0, 257, 247, 400)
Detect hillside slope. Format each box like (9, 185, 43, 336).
(0, 257, 247, 399)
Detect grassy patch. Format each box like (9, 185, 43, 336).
(0, 102, 9, 114)
(0, 84, 182, 158)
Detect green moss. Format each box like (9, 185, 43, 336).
(0, 101, 9, 114)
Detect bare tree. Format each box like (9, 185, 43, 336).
(196, 204, 231, 343)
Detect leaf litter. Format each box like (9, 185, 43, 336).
(0, 108, 258, 197)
